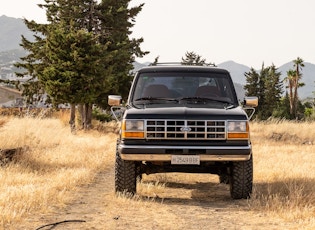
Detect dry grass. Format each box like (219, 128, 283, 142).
(135, 119, 315, 227)
(0, 116, 315, 229)
(134, 119, 315, 227)
(0, 116, 116, 227)
(104, 192, 183, 230)
(249, 120, 315, 224)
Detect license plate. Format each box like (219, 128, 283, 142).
(171, 155, 200, 165)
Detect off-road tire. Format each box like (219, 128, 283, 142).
(229, 155, 253, 199)
(115, 151, 136, 194)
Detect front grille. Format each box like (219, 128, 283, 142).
(146, 120, 226, 140)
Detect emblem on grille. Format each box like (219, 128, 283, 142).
(180, 126, 192, 132)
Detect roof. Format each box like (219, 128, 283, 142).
(0, 85, 22, 104)
(137, 65, 230, 74)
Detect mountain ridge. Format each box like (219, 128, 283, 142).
(0, 15, 314, 99)
(0, 15, 34, 52)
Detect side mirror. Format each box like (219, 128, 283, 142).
(244, 96, 258, 107)
(243, 96, 258, 120)
(108, 95, 125, 121)
(108, 95, 122, 106)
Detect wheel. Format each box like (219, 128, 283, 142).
(229, 155, 253, 199)
(115, 151, 136, 195)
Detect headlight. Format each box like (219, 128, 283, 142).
(227, 121, 249, 139)
(122, 120, 144, 138)
(125, 120, 144, 131)
(228, 121, 247, 132)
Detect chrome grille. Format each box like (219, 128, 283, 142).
(146, 120, 226, 140)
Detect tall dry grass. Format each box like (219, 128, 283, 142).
(0, 116, 116, 228)
(0, 115, 314, 228)
(249, 120, 315, 223)
(136, 119, 315, 226)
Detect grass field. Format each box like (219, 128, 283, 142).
(0, 115, 314, 229)
(0, 115, 117, 228)
(250, 120, 315, 222)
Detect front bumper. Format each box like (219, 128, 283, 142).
(118, 144, 252, 161)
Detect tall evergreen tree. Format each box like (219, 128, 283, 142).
(244, 64, 283, 120)
(15, 17, 49, 105)
(15, 0, 147, 129)
(96, 0, 148, 107)
(263, 65, 283, 118)
(244, 67, 260, 97)
(181, 51, 206, 65)
(244, 67, 263, 119)
(16, 0, 112, 129)
(273, 91, 291, 119)
(181, 51, 215, 66)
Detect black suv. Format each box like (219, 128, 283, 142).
(109, 64, 258, 199)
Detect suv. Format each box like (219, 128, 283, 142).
(109, 64, 258, 199)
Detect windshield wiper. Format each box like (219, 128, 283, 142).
(180, 97, 236, 108)
(180, 97, 230, 104)
(134, 97, 179, 103)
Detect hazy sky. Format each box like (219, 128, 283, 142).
(1, 0, 315, 69)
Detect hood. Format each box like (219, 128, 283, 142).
(124, 106, 248, 120)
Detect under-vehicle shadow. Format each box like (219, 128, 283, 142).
(139, 176, 315, 210)
(138, 178, 248, 209)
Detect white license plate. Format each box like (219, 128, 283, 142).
(171, 155, 200, 165)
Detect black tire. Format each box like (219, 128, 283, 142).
(229, 155, 253, 199)
(115, 151, 136, 194)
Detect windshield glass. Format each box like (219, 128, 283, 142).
(131, 71, 238, 107)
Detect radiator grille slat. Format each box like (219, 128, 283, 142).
(146, 120, 226, 140)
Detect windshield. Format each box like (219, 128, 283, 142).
(131, 71, 238, 107)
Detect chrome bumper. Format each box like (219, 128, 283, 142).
(118, 144, 252, 161)
(121, 154, 250, 161)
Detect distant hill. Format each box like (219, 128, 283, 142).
(0, 15, 33, 51)
(216, 60, 314, 99)
(217, 61, 250, 85)
(278, 62, 315, 99)
(0, 15, 313, 99)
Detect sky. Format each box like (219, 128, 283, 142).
(1, 0, 315, 69)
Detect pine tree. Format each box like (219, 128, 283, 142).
(244, 68, 260, 97)
(181, 51, 215, 66)
(263, 65, 283, 118)
(244, 67, 262, 118)
(273, 91, 291, 119)
(15, 18, 49, 105)
(244, 64, 283, 120)
(18, 0, 114, 129)
(95, 0, 149, 107)
(15, 0, 147, 129)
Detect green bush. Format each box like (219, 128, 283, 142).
(92, 107, 112, 122)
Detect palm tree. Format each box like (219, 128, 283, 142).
(285, 57, 305, 118)
(286, 69, 296, 116)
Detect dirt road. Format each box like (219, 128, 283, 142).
(11, 162, 302, 230)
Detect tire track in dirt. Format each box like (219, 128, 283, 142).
(12, 166, 299, 230)
(12, 169, 115, 230)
